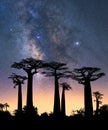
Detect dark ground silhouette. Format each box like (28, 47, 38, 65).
(0, 110, 108, 130)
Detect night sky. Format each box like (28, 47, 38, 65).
(0, 0, 108, 115)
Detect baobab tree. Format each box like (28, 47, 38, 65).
(42, 61, 69, 117)
(71, 67, 105, 118)
(9, 73, 27, 114)
(60, 82, 71, 117)
(93, 91, 103, 115)
(11, 57, 44, 114)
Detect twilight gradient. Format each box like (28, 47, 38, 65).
(0, 0, 108, 115)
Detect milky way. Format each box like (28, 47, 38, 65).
(10, 0, 82, 64)
(0, 0, 108, 78)
(1, 0, 108, 114)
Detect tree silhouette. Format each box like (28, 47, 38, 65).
(4, 103, 9, 111)
(99, 104, 108, 116)
(60, 82, 71, 117)
(71, 67, 105, 118)
(42, 61, 68, 117)
(11, 57, 44, 114)
(9, 73, 27, 114)
(0, 103, 4, 111)
(93, 91, 103, 115)
(22, 105, 38, 116)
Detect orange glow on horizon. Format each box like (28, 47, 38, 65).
(0, 79, 108, 116)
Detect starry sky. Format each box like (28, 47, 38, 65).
(0, 0, 108, 115)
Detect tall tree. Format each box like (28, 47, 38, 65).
(11, 57, 44, 114)
(9, 73, 27, 114)
(71, 67, 105, 118)
(42, 61, 68, 117)
(60, 82, 71, 117)
(93, 91, 103, 115)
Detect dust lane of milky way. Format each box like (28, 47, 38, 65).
(0, 0, 108, 115)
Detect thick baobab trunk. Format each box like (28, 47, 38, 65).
(84, 80, 93, 118)
(53, 72, 60, 116)
(61, 87, 65, 116)
(18, 83, 22, 113)
(26, 73, 33, 111)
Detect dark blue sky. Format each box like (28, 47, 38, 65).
(0, 0, 108, 73)
(0, 0, 108, 113)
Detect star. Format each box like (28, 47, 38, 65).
(10, 28, 13, 32)
(75, 41, 80, 46)
(36, 35, 41, 39)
